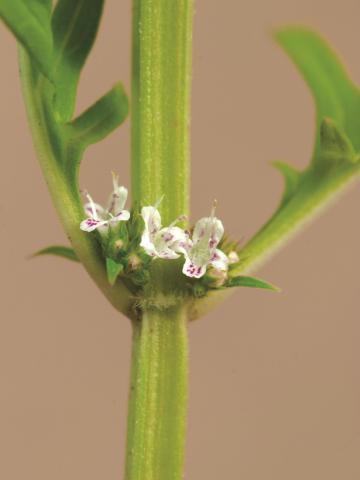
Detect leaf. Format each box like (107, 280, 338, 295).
(234, 28, 360, 276)
(0, 0, 53, 79)
(106, 258, 124, 286)
(52, 0, 104, 121)
(33, 245, 79, 262)
(66, 83, 129, 149)
(226, 276, 280, 292)
(272, 161, 302, 204)
(275, 27, 360, 154)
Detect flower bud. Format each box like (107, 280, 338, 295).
(228, 251, 240, 264)
(128, 253, 142, 271)
(114, 239, 124, 250)
(205, 268, 228, 288)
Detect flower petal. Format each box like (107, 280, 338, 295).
(80, 218, 108, 232)
(141, 206, 162, 235)
(140, 230, 157, 257)
(108, 185, 129, 215)
(193, 216, 224, 248)
(210, 248, 229, 271)
(84, 202, 107, 219)
(182, 257, 207, 278)
(110, 209, 131, 225)
(156, 247, 180, 260)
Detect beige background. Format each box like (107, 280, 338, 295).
(1, 1, 360, 478)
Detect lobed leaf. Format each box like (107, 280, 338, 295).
(33, 245, 79, 262)
(275, 26, 360, 154)
(52, 0, 104, 121)
(235, 28, 360, 275)
(0, 0, 53, 79)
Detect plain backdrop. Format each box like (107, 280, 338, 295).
(1, 1, 360, 479)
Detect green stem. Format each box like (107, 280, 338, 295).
(18, 49, 133, 317)
(236, 164, 360, 275)
(125, 307, 188, 480)
(131, 0, 193, 224)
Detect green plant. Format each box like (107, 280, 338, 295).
(1, 2, 360, 479)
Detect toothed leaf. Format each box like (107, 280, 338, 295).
(106, 258, 123, 286)
(226, 276, 280, 292)
(0, 0, 53, 79)
(52, 0, 104, 121)
(33, 245, 79, 262)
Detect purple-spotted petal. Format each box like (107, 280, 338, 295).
(107, 185, 129, 215)
(141, 206, 162, 235)
(182, 258, 207, 278)
(209, 248, 229, 271)
(110, 209, 130, 225)
(84, 201, 107, 220)
(193, 216, 224, 248)
(80, 217, 108, 232)
(156, 247, 180, 260)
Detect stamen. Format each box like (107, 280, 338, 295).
(211, 199, 217, 219)
(111, 171, 119, 191)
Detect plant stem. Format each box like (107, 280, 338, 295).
(125, 307, 188, 480)
(131, 0, 193, 224)
(127, 4, 193, 473)
(18, 49, 133, 317)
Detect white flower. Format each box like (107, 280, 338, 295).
(182, 205, 228, 278)
(80, 173, 130, 233)
(140, 206, 188, 259)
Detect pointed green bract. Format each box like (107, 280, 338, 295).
(227, 276, 280, 291)
(52, 0, 104, 121)
(33, 245, 79, 262)
(106, 258, 124, 286)
(0, 0, 53, 79)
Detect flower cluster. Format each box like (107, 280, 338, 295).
(80, 175, 239, 286)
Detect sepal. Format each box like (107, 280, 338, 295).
(32, 245, 79, 262)
(226, 275, 280, 291)
(106, 257, 123, 286)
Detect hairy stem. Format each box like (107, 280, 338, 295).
(125, 307, 188, 480)
(131, 0, 193, 224)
